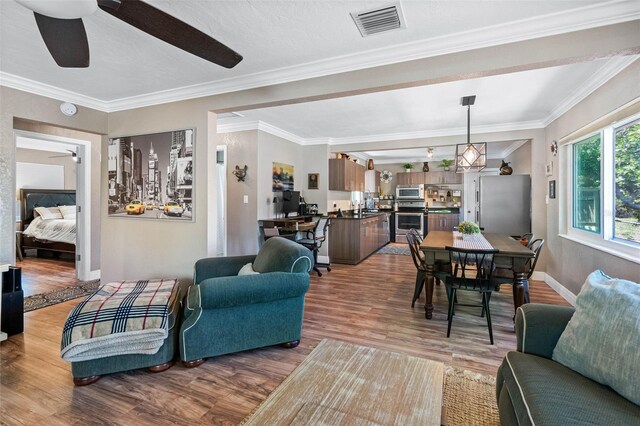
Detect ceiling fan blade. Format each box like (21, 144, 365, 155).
(33, 12, 90, 68)
(97, 0, 242, 69)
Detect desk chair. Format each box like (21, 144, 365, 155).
(438, 246, 499, 344)
(297, 217, 331, 277)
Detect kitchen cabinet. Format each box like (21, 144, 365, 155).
(329, 159, 366, 191)
(426, 171, 463, 184)
(428, 212, 460, 232)
(397, 172, 429, 185)
(329, 213, 389, 264)
(364, 170, 381, 193)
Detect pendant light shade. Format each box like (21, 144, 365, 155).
(455, 95, 487, 173)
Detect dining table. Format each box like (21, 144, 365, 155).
(419, 231, 535, 319)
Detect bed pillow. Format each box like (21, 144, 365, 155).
(34, 206, 62, 220)
(552, 270, 640, 405)
(238, 263, 259, 276)
(58, 205, 77, 220)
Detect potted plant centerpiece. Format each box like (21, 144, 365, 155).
(439, 159, 454, 171)
(403, 163, 414, 173)
(458, 221, 481, 240)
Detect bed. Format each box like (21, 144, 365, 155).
(19, 189, 76, 256)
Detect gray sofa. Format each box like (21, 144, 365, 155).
(496, 303, 640, 425)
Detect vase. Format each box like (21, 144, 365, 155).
(422, 162, 429, 172)
(367, 159, 374, 170)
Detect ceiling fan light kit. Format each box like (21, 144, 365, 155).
(455, 95, 487, 173)
(16, 0, 243, 69)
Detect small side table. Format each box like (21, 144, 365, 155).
(15, 231, 23, 262)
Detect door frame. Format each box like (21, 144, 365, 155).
(13, 130, 93, 281)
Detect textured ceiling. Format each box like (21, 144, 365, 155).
(0, 0, 610, 101)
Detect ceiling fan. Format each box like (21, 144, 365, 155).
(15, 0, 243, 69)
(49, 149, 78, 162)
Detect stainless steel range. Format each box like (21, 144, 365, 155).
(395, 199, 426, 239)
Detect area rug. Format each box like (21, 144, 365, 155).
(377, 243, 410, 255)
(242, 339, 499, 426)
(23, 279, 100, 312)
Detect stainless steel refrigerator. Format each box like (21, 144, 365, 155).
(478, 175, 531, 236)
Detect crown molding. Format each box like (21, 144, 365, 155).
(3, 1, 638, 112)
(542, 55, 638, 126)
(498, 139, 529, 158)
(0, 72, 109, 111)
(218, 118, 544, 147)
(326, 121, 545, 146)
(217, 119, 307, 145)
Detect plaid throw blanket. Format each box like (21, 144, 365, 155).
(61, 279, 178, 362)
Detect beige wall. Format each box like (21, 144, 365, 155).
(257, 132, 303, 220)
(223, 130, 259, 256)
(16, 148, 77, 190)
(301, 144, 330, 214)
(0, 88, 107, 273)
(504, 141, 532, 175)
(544, 60, 640, 294)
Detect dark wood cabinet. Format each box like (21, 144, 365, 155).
(425, 171, 463, 184)
(329, 159, 366, 191)
(329, 214, 389, 264)
(428, 213, 460, 232)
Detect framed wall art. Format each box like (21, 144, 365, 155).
(107, 128, 194, 221)
(308, 173, 319, 190)
(272, 162, 294, 192)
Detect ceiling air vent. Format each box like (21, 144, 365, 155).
(351, 3, 406, 37)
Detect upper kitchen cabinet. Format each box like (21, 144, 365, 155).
(396, 172, 428, 185)
(329, 158, 366, 191)
(425, 171, 463, 184)
(364, 170, 380, 193)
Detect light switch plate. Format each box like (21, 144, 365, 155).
(243, 195, 249, 204)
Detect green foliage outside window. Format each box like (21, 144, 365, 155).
(614, 121, 640, 242)
(573, 134, 601, 233)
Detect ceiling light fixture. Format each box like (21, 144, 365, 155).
(455, 95, 486, 173)
(427, 148, 434, 158)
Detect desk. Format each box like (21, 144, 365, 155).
(280, 222, 316, 233)
(420, 231, 534, 319)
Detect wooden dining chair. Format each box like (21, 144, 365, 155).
(407, 229, 449, 308)
(439, 246, 499, 344)
(493, 239, 544, 304)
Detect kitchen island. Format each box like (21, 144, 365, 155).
(328, 212, 390, 264)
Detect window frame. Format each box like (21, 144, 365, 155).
(561, 113, 640, 264)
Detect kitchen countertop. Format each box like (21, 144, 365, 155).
(331, 212, 388, 220)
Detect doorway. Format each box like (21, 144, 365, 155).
(13, 130, 93, 296)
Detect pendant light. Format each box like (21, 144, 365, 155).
(455, 95, 486, 172)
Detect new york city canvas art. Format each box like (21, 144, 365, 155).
(107, 129, 194, 221)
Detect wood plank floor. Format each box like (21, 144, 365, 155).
(16, 256, 77, 297)
(0, 252, 569, 425)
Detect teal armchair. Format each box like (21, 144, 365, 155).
(179, 237, 313, 366)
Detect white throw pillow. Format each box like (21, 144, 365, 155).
(58, 205, 77, 220)
(238, 263, 260, 276)
(34, 206, 62, 220)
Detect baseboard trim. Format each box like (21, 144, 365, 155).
(530, 271, 545, 281)
(543, 273, 577, 306)
(88, 269, 101, 280)
(317, 255, 330, 264)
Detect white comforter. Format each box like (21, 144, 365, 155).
(23, 217, 76, 245)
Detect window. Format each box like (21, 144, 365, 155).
(614, 119, 640, 243)
(565, 113, 640, 262)
(573, 134, 601, 233)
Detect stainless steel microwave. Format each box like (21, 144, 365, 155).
(396, 184, 425, 200)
